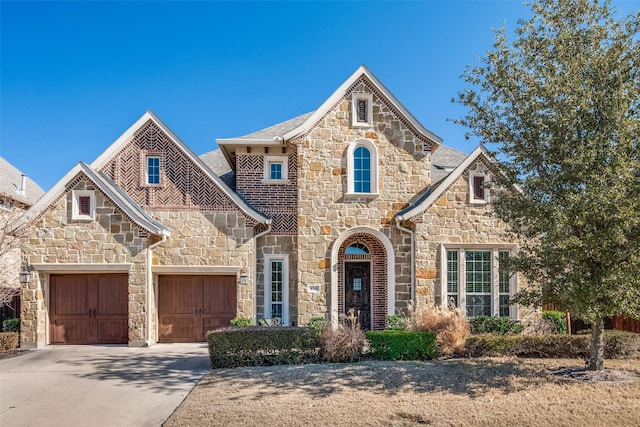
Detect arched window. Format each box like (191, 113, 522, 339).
(347, 140, 378, 195)
(353, 146, 371, 193)
(346, 243, 369, 255)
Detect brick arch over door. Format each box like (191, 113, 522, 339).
(330, 227, 395, 330)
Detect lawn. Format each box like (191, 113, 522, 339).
(164, 357, 640, 426)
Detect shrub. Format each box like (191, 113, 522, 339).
(366, 330, 437, 360)
(229, 317, 253, 327)
(410, 304, 470, 356)
(386, 314, 408, 330)
(306, 317, 327, 334)
(542, 310, 567, 334)
(0, 332, 19, 351)
(465, 331, 639, 359)
(258, 318, 282, 327)
(320, 309, 366, 363)
(207, 326, 321, 368)
(2, 318, 20, 333)
(469, 316, 524, 335)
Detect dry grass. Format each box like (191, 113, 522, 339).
(320, 309, 367, 363)
(164, 358, 640, 427)
(410, 304, 470, 356)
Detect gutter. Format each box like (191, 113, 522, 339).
(146, 231, 169, 346)
(395, 216, 415, 310)
(252, 220, 273, 324)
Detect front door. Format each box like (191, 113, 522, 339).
(344, 262, 371, 329)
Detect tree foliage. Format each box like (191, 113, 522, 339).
(456, 0, 640, 369)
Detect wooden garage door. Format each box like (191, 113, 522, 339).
(158, 275, 236, 343)
(50, 274, 128, 344)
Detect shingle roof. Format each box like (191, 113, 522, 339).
(200, 149, 235, 190)
(0, 156, 45, 206)
(430, 145, 468, 185)
(222, 112, 314, 141)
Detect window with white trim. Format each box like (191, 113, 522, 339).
(352, 93, 373, 127)
(71, 190, 95, 221)
(146, 156, 161, 185)
(445, 248, 516, 318)
(469, 171, 490, 203)
(265, 255, 289, 325)
(263, 155, 289, 182)
(347, 140, 378, 196)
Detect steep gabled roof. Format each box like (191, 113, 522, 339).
(9, 162, 170, 236)
(397, 145, 496, 221)
(218, 112, 313, 144)
(430, 145, 469, 185)
(90, 110, 269, 224)
(282, 65, 443, 146)
(0, 157, 45, 206)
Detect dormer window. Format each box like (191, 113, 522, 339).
(352, 94, 373, 127)
(263, 155, 289, 183)
(469, 171, 490, 204)
(72, 190, 95, 221)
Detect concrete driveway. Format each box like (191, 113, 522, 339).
(0, 343, 210, 427)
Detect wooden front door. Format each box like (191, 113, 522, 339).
(344, 262, 371, 329)
(50, 274, 128, 344)
(158, 275, 236, 342)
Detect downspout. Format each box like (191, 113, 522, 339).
(146, 232, 168, 346)
(395, 216, 415, 311)
(252, 220, 272, 325)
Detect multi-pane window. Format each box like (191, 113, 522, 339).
(445, 248, 514, 318)
(270, 260, 283, 319)
(269, 161, 283, 180)
(465, 251, 492, 317)
(353, 146, 371, 193)
(446, 250, 458, 307)
(147, 156, 160, 185)
(499, 251, 511, 317)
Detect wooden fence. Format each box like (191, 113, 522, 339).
(542, 303, 639, 334)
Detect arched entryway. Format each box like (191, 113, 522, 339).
(330, 227, 395, 330)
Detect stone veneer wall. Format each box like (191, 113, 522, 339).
(295, 81, 430, 326)
(19, 177, 150, 348)
(150, 210, 255, 321)
(412, 160, 535, 320)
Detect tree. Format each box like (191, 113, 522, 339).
(456, 0, 640, 370)
(0, 208, 23, 317)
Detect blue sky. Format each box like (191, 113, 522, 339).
(1, 1, 638, 191)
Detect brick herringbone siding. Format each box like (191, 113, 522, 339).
(100, 121, 255, 225)
(235, 147, 298, 235)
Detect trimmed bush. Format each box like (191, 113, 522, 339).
(542, 310, 567, 334)
(465, 331, 640, 359)
(0, 332, 19, 351)
(366, 330, 437, 360)
(469, 316, 524, 335)
(306, 317, 327, 334)
(207, 326, 321, 368)
(229, 317, 253, 327)
(2, 318, 20, 333)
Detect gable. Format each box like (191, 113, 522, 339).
(91, 111, 268, 224)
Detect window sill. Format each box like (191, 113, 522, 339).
(351, 122, 373, 128)
(344, 192, 379, 200)
(72, 215, 95, 222)
(469, 199, 489, 205)
(261, 179, 291, 185)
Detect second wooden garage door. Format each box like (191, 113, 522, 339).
(158, 275, 236, 342)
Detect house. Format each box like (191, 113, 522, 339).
(0, 157, 44, 322)
(11, 65, 532, 348)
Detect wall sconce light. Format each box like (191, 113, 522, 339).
(19, 265, 32, 284)
(239, 267, 249, 285)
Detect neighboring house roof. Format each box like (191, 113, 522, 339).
(0, 156, 45, 206)
(90, 110, 269, 224)
(9, 162, 170, 236)
(430, 144, 469, 185)
(397, 145, 495, 221)
(199, 148, 236, 190)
